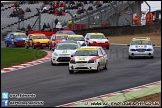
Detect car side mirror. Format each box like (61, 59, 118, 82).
(107, 37, 108, 39)
(71, 55, 74, 57)
(127, 44, 130, 46)
(29, 38, 32, 40)
(152, 44, 155, 46)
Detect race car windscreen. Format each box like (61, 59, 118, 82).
(131, 40, 152, 45)
(56, 36, 67, 39)
(56, 43, 78, 50)
(14, 34, 27, 38)
(90, 35, 106, 39)
(68, 37, 84, 41)
(33, 36, 48, 39)
(74, 50, 98, 56)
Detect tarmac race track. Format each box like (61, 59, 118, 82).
(1, 45, 161, 107)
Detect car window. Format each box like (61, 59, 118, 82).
(100, 48, 106, 55)
(131, 40, 152, 45)
(56, 36, 67, 39)
(98, 48, 103, 56)
(74, 50, 98, 56)
(56, 43, 78, 50)
(33, 36, 48, 39)
(90, 35, 106, 39)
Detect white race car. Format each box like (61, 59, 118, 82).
(69, 46, 108, 73)
(51, 40, 81, 65)
(84, 33, 110, 49)
(67, 35, 87, 46)
(127, 37, 155, 59)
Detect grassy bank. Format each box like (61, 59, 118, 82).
(1, 48, 47, 68)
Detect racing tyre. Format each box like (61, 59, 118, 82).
(25, 44, 29, 49)
(128, 56, 132, 59)
(49, 44, 51, 50)
(32, 44, 36, 49)
(150, 56, 154, 59)
(106, 47, 109, 49)
(104, 62, 108, 69)
(69, 68, 74, 74)
(51, 60, 55, 66)
(5, 42, 9, 47)
(14, 42, 17, 47)
(96, 63, 101, 72)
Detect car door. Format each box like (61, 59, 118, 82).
(5, 33, 11, 45)
(98, 48, 104, 66)
(10, 34, 15, 45)
(100, 48, 108, 64)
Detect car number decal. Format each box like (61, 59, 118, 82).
(62, 50, 67, 53)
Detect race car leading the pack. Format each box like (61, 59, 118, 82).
(25, 33, 49, 49)
(127, 37, 155, 59)
(84, 33, 110, 49)
(51, 40, 81, 65)
(69, 46, 108, 74)
(5, 32, 27, 47)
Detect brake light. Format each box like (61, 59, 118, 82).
(90, 56, 100, 60)
(105, 41, 108, 43)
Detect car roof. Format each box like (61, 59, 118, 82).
(77, 46, 101, 51)
(68, 35, 84, 38)
(88, 33, 104, 35)
(132, 37, 151, 41)
(30, 34, 46, 36)
(55, 34, 69, 36)
(10, 32, 26, 35)
(59, 40, 78, 43)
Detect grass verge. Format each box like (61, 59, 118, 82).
(1, 48, 47, 68)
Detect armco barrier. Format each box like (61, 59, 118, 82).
(73, 24, 161, 36)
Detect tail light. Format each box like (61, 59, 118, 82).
(105, 41, 108, 43)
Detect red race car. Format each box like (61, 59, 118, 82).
(48, 34, 68, 50)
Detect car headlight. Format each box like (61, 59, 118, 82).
(88, 60, 95, 63)
(53, 53, 58, 56)
(70, 60, 76, 64)
(130, 49, 136, 51)
(146, 49, 152, 51)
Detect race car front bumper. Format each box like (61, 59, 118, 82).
(69, 63, 98, 71)
(128, 51, 154, 57)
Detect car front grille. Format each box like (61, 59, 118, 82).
(75, 67, 89, 69)
(57, 57, 70, 62)
(136, 49, 146, 52)
(76, 61, 87, 63)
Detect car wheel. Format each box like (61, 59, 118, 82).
(128, 56, 132, 59)
(25, 44, 29, 49)
(32, 44, 36, 49)
(51, 60, 55, 66)
(69, 68, 74, 74)
(96, 63, 101, 72)
(49, 44, 51, 50)
(14, 42, 17, 47)
(150, 56, 154, 59)
(104, 62, 108, 69)
(5, 42, 9, 47)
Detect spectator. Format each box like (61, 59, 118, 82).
(89, 1, 94, 4)
(9, 12, 15, 17)
(26, 24, 32, 31)
(83, 1, 87, 4)
(60, 1, 66, 7)
(42, 5, 48, 13)
(87, 5, 93, 11)
(94, 1, 102, 8)
(73, 13, 78, 17)
(57, 9, 63, 16)
(55, 18, 58, 27)
(20, 26, 26, 31)
(48, 6, 55, 14)
(67, 20, 72, 27)
(42, 23, 47, 31)
(25, 7, 31, 12)
(47, 23, 51, 29)
(77, 1, 83, 7)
